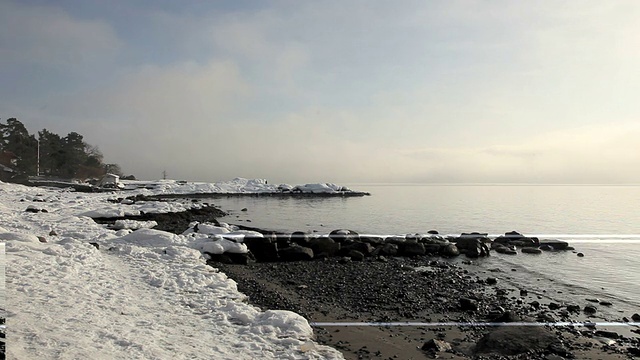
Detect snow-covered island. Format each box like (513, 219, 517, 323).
(0, 179, 345, 359)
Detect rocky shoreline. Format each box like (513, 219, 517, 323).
(90, 202, 640, 359)
(214, 256, 640, 359)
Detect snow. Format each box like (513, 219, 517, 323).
(0, 180, 344, 360)
(120, 177, 362, 196)
(112, 219, 158, 230)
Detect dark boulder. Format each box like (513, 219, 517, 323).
(309, 237, 340, 257)
(290, 231, 310, 246)
(460, 297, 478, 312)
(584, 305, 597, 314)
(398, 242, 426, 257)
(423, 243, 443, 254)
(539, 239, 570, 250)
(631, 313, 640, 321)
(521, 247, 542, 254)
(377, 243, 398, 256)
(427, 230, 439, 235)
(348, 250, 365, 261)
(441, 244, 459, 257)
(274, 232, 291, 248)
(384, 236, 405, 245)
(243, 236, 279, 262)
(341, 241, 374, 256)
(279, 245, 314, 262)
(360, 236, 384, 245)
(595, 330, 619, 339)
(455, 237, 490, 257)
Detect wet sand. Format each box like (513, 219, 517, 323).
(214, 257, 639, 359)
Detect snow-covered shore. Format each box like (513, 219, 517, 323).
(0, 180, 344, 359)
(121, 178, 362, 195)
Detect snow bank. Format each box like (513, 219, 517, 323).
(0, 180, 344, 360)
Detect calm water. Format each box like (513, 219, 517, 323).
(205, 185, 640, 319)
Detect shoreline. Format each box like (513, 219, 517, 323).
(214, 258, 639, 359)
(87, 197, 640, 359)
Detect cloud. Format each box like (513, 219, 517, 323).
(398, 122, 640, 183)
(0, 1, 122, 69)
(6, 1, 640, 184)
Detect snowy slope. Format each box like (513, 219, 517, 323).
(0, 181, 343, 360)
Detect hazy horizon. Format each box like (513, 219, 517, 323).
(2, 1, 639, 185)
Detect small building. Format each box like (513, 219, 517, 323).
(96, 173, 124, 189)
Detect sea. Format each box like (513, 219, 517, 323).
(201, 184, 640, 322)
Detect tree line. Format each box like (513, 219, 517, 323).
(0, 118, 126, 181)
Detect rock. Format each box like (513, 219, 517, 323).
(273, 233, 291, 248)
(421, 338, 452, 352)
(384, 236, 405, 245)
(628, 347, 640, 357)
(537, 312, 558, 323)
(460, 297, 478, 312)
(566, 304, 581, 313)
(290, 231, 310, 246)
(538, 239, 570, 250)
(341, 241, 374, 256)
(360, 236, 384, 245)
(348, 250, 365, 261)
(475, 326, 558, 356)
(521, 247, 542, 254)
(227, 252, 254, 265)
(206, 254, 234, 264)
(548, 302, 561, 310)
(539, 245, 555, 251)
(492, 310, 520, 323)
(486, 277, 497, 285)
(377, 243, 399, 256)
(456, 237, 490, 258)
(547, 343, 573, 358)
(505, 230, 524, 239)
(37, 236, 47, 243)
(577, 252, 584, 257)
(49, 230, 58, 236)
(530, 301, 541, 309)
(494, 245, 517, 255)
(586, 298, 600, 303)
(595, 330, 619, 339)
(427, 230, 439, 235)
(520, 289, 528, 296)
(279, 245, 314, 262)
(243, 236, 279, 262)
(398, 242, 425, 257)
(441, 244, 459, 257)
(599, 301, 612, 306)
(241, 208, 248, 211)
(631, 313, 640, 321)
(25, 205, 42, 213)
(329, 229, 359, 243)
(423, 243, 442, 254)
(309, 237, 340, 257)
(584, 305, 597, 314)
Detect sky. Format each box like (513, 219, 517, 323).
(1, 0, 639, 184)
